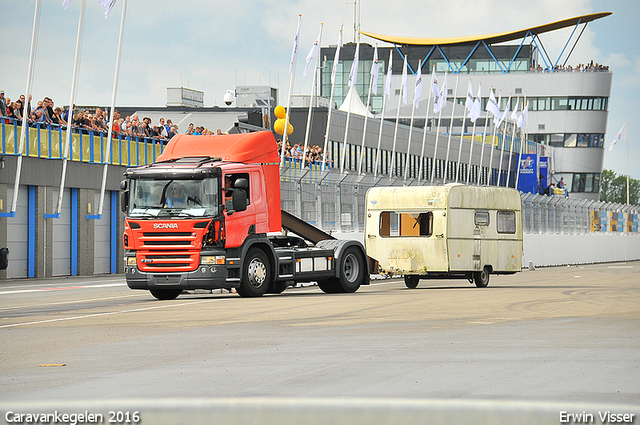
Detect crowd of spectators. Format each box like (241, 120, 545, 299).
(530, 60, 609, 72)
(278, 141, 329, 166)
(0, 90, 226, 142)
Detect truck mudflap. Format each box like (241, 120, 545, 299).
(315, 239, 370, 293)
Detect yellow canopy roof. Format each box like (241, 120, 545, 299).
(360, 12, 611, 46)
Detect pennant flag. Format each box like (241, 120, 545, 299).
(465, 80, 475, 116)
(383, 50, 393, 99)
(432, 70, 441, 113)
(98, 0, 116, 19)
(401, 55, 408, 105)
(517, 105, 528, 129)
(348, 44, 360, 87)
(288, 16, 301, 74)
(498, 94, 510, 127)
(511, 97, 519, 121)
(330, 30, 343, 85)
(414, 62, 423, 108)
(62, 0, 71, 9)
(470, 83, 482, 123)
(370, 45, 379, 95)
(609, 122, 628, 152)
(486, 88, 501, 123)
(303, 29, 321, 77)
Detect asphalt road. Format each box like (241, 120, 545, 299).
(1, 262, 639, 407)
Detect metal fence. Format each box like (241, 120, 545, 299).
(280, 162, 640, 235)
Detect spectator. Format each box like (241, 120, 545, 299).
(53, 107, 67, 126)
(0, 90, 7, 116)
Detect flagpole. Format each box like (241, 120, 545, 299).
(358, 43, 377, 175)
(487, 90, 501, 185)
(431, 70, 447, 184)
(443, 73, 460, 183)
(10, 0, 41, 214)
(340, 40, 360, 173)
(389, 54, 407, 178)
(627, 121, 630, 205)
(374, 49, 392, 177)
(418, 67, 434, 181)
(515, 93, 527, 190)
(55, 0, 86, 216)
(404, 59, 421, 182)
(280, 14, 301, 167)
(497, 93, 511, 186)
(506, 96, 520, 187)
(95, 0, 127, 218)
(321, 26, 342, 172)
(302, 23, 323, 169)
(457, 80, 472, 182)
(475, 109, 490, 185)
(464, 83, 480, 184)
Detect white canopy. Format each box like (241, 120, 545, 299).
(338, 86, 374, 117)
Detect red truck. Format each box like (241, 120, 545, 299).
(120, 131, 369, 299)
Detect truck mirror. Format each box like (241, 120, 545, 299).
(120, 180, 128, 191)
(232, 190, 247, 212)
(120, 191, 129, 213)
(234, 178, 248, 190)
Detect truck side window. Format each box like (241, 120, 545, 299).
(475, 211, 490, 226)
(225, 173, 250, 206)
(497, 211, 516, 234)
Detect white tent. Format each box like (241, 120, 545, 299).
(338, 85, 374, 117)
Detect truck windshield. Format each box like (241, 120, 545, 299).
(128, 177, 220, 218)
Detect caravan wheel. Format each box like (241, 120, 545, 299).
(404, 275, 419, 289)
(473, 266, 490, 288)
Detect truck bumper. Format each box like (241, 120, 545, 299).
(124, 264, 235, 291)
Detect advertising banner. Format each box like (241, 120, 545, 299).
(517, 153, 537, 194)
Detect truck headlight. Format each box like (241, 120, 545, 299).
(201, 255, 225, 265)
(126, 257, 137, 266)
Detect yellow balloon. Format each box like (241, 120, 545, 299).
(274, 105, 286, 119)
(286, 123, 294, 135)
(274, 118, 285, 135)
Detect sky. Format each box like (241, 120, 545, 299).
(1, 0, 638, 178)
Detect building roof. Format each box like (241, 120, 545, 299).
(360, 12, 611, 46)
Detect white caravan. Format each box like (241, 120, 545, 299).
(365, 184, 523, 288)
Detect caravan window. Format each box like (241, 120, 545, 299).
(474, 211, 490, 226)
(497, 211, 516, 234)
(380, 211, 433, 237)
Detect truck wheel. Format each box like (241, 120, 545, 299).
(318, 278, 340, 294)
(336, 247, 365, 293)
(267, 280, 289, 294)
(237, 248, 271, 297)
(473, 266, 490, 288)
(149, 289, 182, 300)
(404, 275, 419, 289)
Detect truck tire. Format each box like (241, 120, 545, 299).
(267, 280, 290, 294)
(404, 275, 419, 289)
(318, 278, 340, 294)
(237, 248, 271, 297)
(149, 289, 182, 300)
(474, 266, 490, 288)
(336, 247, 365, 293)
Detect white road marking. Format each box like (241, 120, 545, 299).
(0, 282, 126, 295)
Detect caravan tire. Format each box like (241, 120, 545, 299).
(404, 275, 419, 289)
(474, 266, 490, 288)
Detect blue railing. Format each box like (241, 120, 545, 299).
(1, 117, 166, 166)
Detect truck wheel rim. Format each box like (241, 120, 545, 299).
(248, 259, 267, 287)
(343, 253, 359, 283)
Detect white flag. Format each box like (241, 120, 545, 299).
(288, 16, 301, 75)
(303, 29, 321, 77)
(432, 69, 441, 113)
(498, 94, 510, 127)
(330, 30, 343, 85)
(609, 122, 628, 152)
(414, 62, 423, 108)
(511, 97, 519, 121)
(436, 72, 448, 113)
(517, 105, 528, 129)
(486, 88, 501, 123)
(470, 83, 482, 123)
(98, 0, 116, 19)
(370, 45, 379, 95)
(401, 55, 408, 105)
(348, 44, 360, 87)
(62, 0, 71, 9)
(465, 80, 475, 116)
(383, 50, 393, 99)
